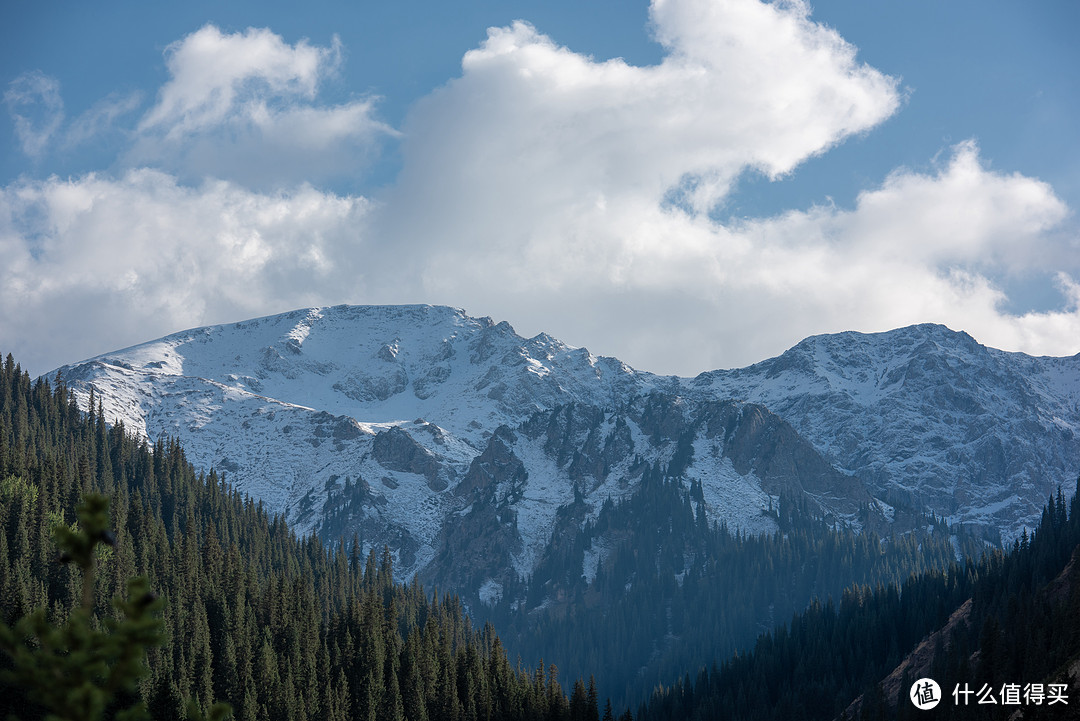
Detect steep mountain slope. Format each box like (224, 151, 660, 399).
(56, 305, 823, 584)
(638, 482, 1080, 721)
(424, 394, 875, 603)
(55, 306, 641, 575)
(693, 324, 1080, 541)
(51, 308, 1080, 587)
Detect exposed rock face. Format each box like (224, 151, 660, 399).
(373, 426, 445, 491)
(422, 395, 879, 599)
(428, 428, 526, 595)
(454, 427, 527, 502)
(521, 404, 630, 489)
(700, 400, 870, 513)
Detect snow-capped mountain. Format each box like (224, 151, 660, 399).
(51, 306, 1080, 588)
(53, 304, 690, 579)
(692, 324, 1080, 541)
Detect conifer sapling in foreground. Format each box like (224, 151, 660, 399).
(0, 493, 230, 721)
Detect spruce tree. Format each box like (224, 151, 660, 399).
(0, 494, 230, 721)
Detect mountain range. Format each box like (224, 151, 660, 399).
(51, 305, 1080, 600)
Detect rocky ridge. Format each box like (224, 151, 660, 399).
(50, 306, 1080, 598)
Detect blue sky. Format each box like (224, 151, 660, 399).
(2, 0, 1078, 376)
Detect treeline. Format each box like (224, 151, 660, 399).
(637, 479, 1080, 721)
(489, 462, 984, 708)
(0, 354, 610, 721)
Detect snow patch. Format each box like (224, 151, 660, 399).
(688, 436, 777, 536)
(479, 579, 503, 606)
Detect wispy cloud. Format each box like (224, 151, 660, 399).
(64, 92, 143, 148)
(4, 71, 65, 157)
(4, 73, 140, 157)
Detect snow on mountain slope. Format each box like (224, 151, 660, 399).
(420, 394, 859, 603)
(50, 309, 1080, 585)
(52, 305, 692, 580)
(64, 305, 658, 445)
(692, 324, 1080, 540)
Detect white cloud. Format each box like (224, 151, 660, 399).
(3, 0, 1078, 379)
(4, 71, 65, 157)
(139, 24, 336, 137)
(131, 25, 396, 187)
(701, 142, 1077, 365)
(378, 138, 1079, 374)
(837, 141, 1069, 268)
(368, 0, 1077, 374)
(0, 170, 370, 374)
(386, 0, 899, 248)
(3, 73, 140, 155)
(65, 92, 143, 148)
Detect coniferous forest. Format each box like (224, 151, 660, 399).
(637, 483, 1080, 721)
(2, 350, 1079, 720)
(0, 355, 611, 721)
(485, 468, 986, 708)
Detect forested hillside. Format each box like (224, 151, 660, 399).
(638, 478, 1080, 721)
(6, 345, 1078, 721)
(486, 464, 985, 708)
(0, 354, 610, 721)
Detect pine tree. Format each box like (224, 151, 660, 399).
(0, 494, 229, 721)
(586, 676, 600, 721)
(0, 355, 595, 721)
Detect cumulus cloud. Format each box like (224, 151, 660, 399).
(139, 24, 337, 136)
(0, 170, 370, 373)
(4, 71, 65, 157)
(130, 25, 396, 187)
(382, 136, 1078, 373)
(698, 142, 1076, 365)
(369, 0, 1077, 373)
(386, 0, 900, 251)
(2, 0, 1078, 378)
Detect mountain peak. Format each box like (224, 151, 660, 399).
(47, 305, 1080, 568)
(696, 322, 1080, 540)
(55, 303, 663, 448)
(794, 322, 980, 355)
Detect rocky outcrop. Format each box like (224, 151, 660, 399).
(454, 427, 527, 502)
(372, 426, 445, 491)
(701, 400, 870, 511)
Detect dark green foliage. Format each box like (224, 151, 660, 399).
(0, 494, 161, 721)
(0, 355, 593, 721)
(0, 492, 230, 721)
(638, 475, 1080, 721)
(489, 460, 978, 708)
